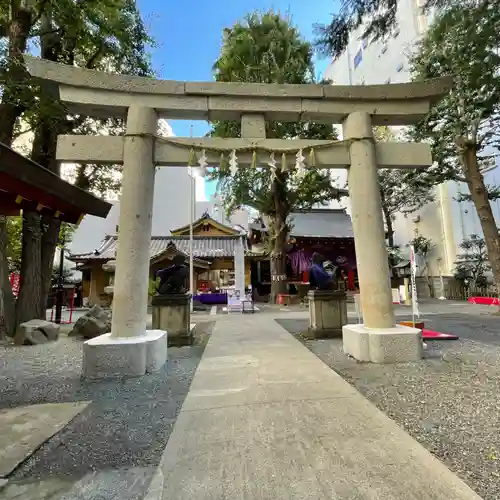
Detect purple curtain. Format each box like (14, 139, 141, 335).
(288, 249, 311, 274)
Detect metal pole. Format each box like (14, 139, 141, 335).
(189, 173, 194, 312)
(189, 125, 194, 312)
(54, 235, 65, 324)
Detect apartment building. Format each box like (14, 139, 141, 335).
(322, 0, 500, 287)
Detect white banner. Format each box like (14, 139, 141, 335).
(234, 237, 246, 298)
(409, 245, 420, 319)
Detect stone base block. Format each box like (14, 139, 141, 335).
(307, 289, 347, 339)
(83, 329, 167, 379)
(152, 293, 192, 347)
(343, 323, 423, 363)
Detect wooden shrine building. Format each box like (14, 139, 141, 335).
(248, 208, 357, 300)
(70, 212, 248, 306)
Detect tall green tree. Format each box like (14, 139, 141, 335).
(0, 0, 154, 333)
(210, 11, 342, 301)
(408, 5, 500, 290)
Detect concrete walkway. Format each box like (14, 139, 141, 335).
(161, 315, 482, 500)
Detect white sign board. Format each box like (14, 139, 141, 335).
(234, 238, 246, 297)
(409, 245, 420, 319)
(227, 289, 242, 313)
(399, 285, 408, 303)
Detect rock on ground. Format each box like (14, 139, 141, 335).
(14, 320, 60, 346)
(69, 305, 111, 339)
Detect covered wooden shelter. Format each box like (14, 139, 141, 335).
(0, 142, 111, 223)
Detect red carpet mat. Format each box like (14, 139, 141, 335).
(468, 296, 499, 306)
(422, 329, 458, 341)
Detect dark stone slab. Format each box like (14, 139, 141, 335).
(307, 290, 347, 301)
(152, 293, 191, 307)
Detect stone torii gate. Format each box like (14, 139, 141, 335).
(25, 57, 452, 377)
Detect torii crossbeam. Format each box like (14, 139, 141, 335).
(24, 56, 453, 375)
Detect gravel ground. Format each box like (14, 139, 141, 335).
(277, 317, 500, 500)
(0, 321, 214, 483)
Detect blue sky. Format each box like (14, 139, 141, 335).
(136, 0, 338, 198)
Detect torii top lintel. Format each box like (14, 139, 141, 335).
(24, 56, 453, 126)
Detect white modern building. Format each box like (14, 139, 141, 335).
(12, 119, 249, 276)
(322, 0, 500, 288)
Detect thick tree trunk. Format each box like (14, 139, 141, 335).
(269, 175, 289, 303)
(462, 146, 500, 296)
(381, 191, 395, 273)
(269, 215, 288, 303)
(16, 212, 43, 324)
(25, 16, 70, 319)
(29, 115, 61, 318)
(0, 2, 32, 144)
(0, 217, 15, 338)
(39, 216, 60, 317)
(0, 2, 34, 333)
(385, 211, 394, 248)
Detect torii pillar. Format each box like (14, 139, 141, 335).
(83, 105, 168, 378)
(342, 112, 422, 363)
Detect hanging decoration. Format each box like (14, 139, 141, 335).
(268, 152, 276, 168)
(281, 153, 287, 172)
(251, 150, 257, 169)
(308, 148, 316, 167)
(197, 149, 208, 175)
(295, 149, 306, 169)
(219, 152, 228, 173)
(295, 148, 306, 172)
(229, 149, 238, 176)
(268, 152, 277, 179)
(187, 148, 197, 167)
(154, 135, 347, 173)
(161, 135, 346, 160)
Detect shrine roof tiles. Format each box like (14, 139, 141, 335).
(69, 235, 246, 262)
(250, 209, 354, 239)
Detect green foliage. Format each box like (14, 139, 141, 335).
(214, 11, 314, 84)
(453, 234, 489, 286)
(373, 127, 435, 242)
(57, 223, 76, 248)
(6, 216, 22, 272)
(378, 168, 434, 215)
(408, 4, 500, 291)
(410, 235, 433, 257)
(313, 0, 489, 59)
(50, 264, 74, 284)
(210, 10, 341, 219)
(455, 184, 500, 203)
(0, 0, 155, 327)
(1, 0, 154, 191)
(7, 217, 75, 272)
(387, 245, 403, 264)
(408, 4, 500, 183)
